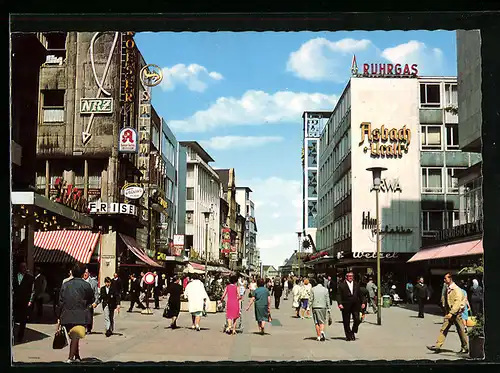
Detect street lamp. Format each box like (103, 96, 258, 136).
(296, 231, 302, 278)
(203, 211, 211, 286)
(367, 166, 387, 326)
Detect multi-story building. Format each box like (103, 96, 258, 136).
(315, 60, 477, 283)
(235, 187, 258, 273)
(180, 141, 221, 262)
(301, 111, 332, 251)
(407, 31, 484, 279)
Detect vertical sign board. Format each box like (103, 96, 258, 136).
(138, 88, 152, 182)
(120, 32, 137, 142)
(173, 234, 185, 256)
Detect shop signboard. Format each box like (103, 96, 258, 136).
(122, 183, 144, 200)
(359, 122, 412, 159)
(88, 201, 138, 216)
(118, 127, 138, 153)
(351, 54, 419, 78)
(173, 234, 184, 256)
(80, 98, 113, 114)
(51, 177, 89, 213)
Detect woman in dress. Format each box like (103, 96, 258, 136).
(246, 278, 271, 335)
(165, 276, 183, 329)
(460, 284, 471, 333)
(222, 275, 241, 335)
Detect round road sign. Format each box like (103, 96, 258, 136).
(143, 272, 155, 285)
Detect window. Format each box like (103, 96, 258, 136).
(421, 125, 442, 150)
(186, 210, 194, 223)
(422, 211, 444, 232)
(421, 168, 443, 193)
(445, 210, 460, 229)
(446, 168, 462, 193)
(462, 177, 483, 224)
(45, 32, 67, 59)
(41, 90, 65, 123)
(445, 124, 459, 149)
(444, 83, 458, 106)
(420, 83, 441, 107)
(186, 187, 194, 200)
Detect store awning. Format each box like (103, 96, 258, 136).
(34, 230, 100, 264)
(183, 263, 205, 274)
(189, 262, 205, 271)
(119, 233, 163, 268)
(407, 239, 483, 263)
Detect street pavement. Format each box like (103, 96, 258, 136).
(13, 296, 468, 363)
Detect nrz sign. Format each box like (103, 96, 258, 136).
(80, 98, 113, 114)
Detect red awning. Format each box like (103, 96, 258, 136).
(34, 230, 100, 264)
(119, 233, 163, 268)
(189, 262, 205, 270)
(407, 239, 483, 263)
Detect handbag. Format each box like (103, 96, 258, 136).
(163, 304, 170, 318)
(52, 325, 68, 349)
(328, 313, 333, 326)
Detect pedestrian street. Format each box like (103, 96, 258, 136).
(13, 296, 465, 363)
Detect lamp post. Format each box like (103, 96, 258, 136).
(296, 231, 302, 278)
(203, 211, 211, 286)
(367, 167, 387, 326)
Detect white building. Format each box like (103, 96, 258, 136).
(301, 111, 332, 252)
(316, 64, 473, 277)
(180, 141, 221, 261)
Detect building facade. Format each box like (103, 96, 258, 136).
(235, 187, 258, 273)
(301, 111, 332, 251)
(181, 141, 221, 262)
(315, 70, 477, 280)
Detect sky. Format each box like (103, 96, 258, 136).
(134, 30, 457, 269)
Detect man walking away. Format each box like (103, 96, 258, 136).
(13, 262, 34, 343)
(469, 279, 484, 316)
(153, 271, 162, 309)
(415, 277, 430, 318)
(92, 277, 120, 337)
(406, 280, 414, 304)
(127, 274, 146, 312)
(33, 266, 47, 320)
(271, 277, 283, 309)
(310, 276, 331, 341)
(427, 272, 468, 354)
(359, 279, 369, 322)
(283, 277, 289, 300)
(111, 273, 123, 298)
(328, 276, 336, 306)
(336, 271, 366, 341)
(365, 277, 378, 314)
(83, 268, 99, 334)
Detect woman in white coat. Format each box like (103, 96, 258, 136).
(292, 278, 302, 318)
(184, 274, 210, 331)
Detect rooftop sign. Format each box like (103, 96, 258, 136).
(351, 55, 418, 78)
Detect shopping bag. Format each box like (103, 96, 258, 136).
(467, 316, 477, 327)
(52, 326, 68, 349)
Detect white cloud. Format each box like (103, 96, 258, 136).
(168, 90, 338, 133)
(200, 136, 284, 151)
(160, 63, 223, 92)
(286, 37, 375, 82)
(381, 40, 445, 75)
(239, 177, 302, 269)
(287, 37, 447, 82)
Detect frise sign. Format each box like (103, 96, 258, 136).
(359, 122, 411, 158)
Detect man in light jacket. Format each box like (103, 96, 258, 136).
(184, 274, 210, 331)
(427, 272, 468, 354)
(365, 277, 378, 314)
(83, 268, 99, 334)
(310, 276, 331, 341)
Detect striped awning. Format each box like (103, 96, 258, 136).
(34, 230, 100, 264)
(119, 233, 163, 268)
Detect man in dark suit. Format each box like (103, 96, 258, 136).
(271, 277, 283, 309)
(32, 266, 47, 320)
(336, 271, 366, 341)
(92, 277, 121, 337)
(127, 273, 146, 312)
(414, 277, 430, 318)
(111, 272, 123, 298)
(153, 271, 163, 309)
(13, 262, 35, 343)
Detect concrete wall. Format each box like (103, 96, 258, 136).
(456, 30, 482, 151)
(99, 231, 117, 284)
(350, 78, 421, 254)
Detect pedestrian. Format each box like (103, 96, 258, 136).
(58, 263, 95, 363)
(111, 272, 123, 298)
(127, 273, 146, 312)
(13, 262, 34, 343)
(62, 268, 73, 284)
(246, 278, 271, 335)
(248, 277, 257, 298)
(469, 278, 483, 316)
(164, 276, 183, 329)
(299, 278, 312, 319)
(287, 277, 294, 301)
(365, 277, 378, 314)
(32, 266, 47, 320)
(310, 276, 331, 341)
(153, 271, 162, 309)
(459, 283, 471, 334)
(184, 274, 210, 331)
(414, 277, 430, 318)
(83, 268, 99, 334)
(427, 272, 468, 354)
(336, 271, 365, 341)
(271, 277, 283, 309)
(283, 277, 289, 300)
(183, 276, 190, 291)
(222, 275, 241, 335)
(359, 279, 369, 323)
(406, 280, 414, 304)
(327, 276, 336, 306)
(292, 278, 302, 318)
(92, 276, 120, 337)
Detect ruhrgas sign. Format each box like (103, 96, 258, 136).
(351, 55, 418, 78)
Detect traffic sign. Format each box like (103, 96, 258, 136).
(143, 272, 155, 285)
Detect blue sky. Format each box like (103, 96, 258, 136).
(135, 31, 457, 268)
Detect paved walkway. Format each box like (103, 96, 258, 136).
(13, 296, 468, 363)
